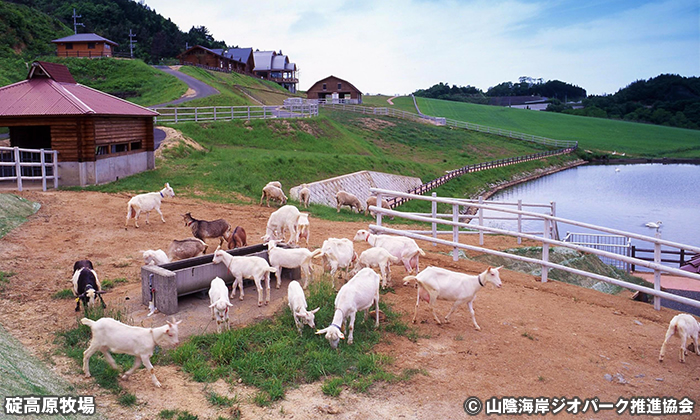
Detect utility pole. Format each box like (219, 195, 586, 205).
(128, 29, 137, 59)
(72, 9, 84, 34)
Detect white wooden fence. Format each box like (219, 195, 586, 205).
(368, 187, 700, 311)
(150, 104, 318, 124)
(0, 146, 59, 191)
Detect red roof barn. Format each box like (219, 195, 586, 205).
(306, 76, 362, 103)
(0, 61, 158, 186)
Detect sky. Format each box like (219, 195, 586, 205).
(142, 0, 699, 96)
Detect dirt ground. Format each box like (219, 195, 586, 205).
(1, 190, 699, 420)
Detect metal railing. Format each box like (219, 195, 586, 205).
(0, 146, 59, 191)
(563, 233, 632, 272)
(150, 104, 318, 124)
(367, 187, 700, 311)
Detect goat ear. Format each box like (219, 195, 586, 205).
(215, 245, 222, 252)
(315, 328, 328, 335)
(227, 301, 233, 307)
(495, 265, 503, 271)
(209, 302, 216, 309)
(310, 307, 320, 314)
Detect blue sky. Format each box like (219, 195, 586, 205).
(143, 0, 699, 96)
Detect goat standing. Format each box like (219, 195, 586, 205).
(125, 183, 175, 228)
(183, 212, 231, 247)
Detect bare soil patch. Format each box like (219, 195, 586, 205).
(0, 190, 698, 419)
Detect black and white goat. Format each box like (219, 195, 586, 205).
(71, 260, 106, 312)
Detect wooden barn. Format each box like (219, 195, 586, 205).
(0, 61, 158, 186)
(307, 76, 362, 103)
(51, 33, 118, 58)
(177, 45, 247, 72)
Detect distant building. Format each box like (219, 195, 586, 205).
(178, 45, 254, 74)
(0, 61, 158, 186)
(306, 76, 362, 104)
(224, 48, 255, 74)
(51, 33, 118, 58)
(253, 50, 298, 93)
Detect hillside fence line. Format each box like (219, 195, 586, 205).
(150, 103, 318, 124)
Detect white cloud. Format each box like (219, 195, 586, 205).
(144, 0, 699, 95)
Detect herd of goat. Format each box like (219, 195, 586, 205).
(74, 182, 700, 388)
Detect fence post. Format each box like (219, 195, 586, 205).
(263, 107, 266, 119)
(631, 246, 636, 272)
(517, 199, 522, 245)
(14, 147, 22, 191)
(452, 203, 459, 262)
(431, 192, 437, 246)
(213, 107, 217, 121)
(541, 218, 550, 282)
(53, 151, 58, 189)
(478, 196, 484, 246)
(376, 192, 383, 227)
(195, 108, 198, 122)
(654, 232, 662, 310)
(40, 149, 47, 191)
(175, 108, 178, 123)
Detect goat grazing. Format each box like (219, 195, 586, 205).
(212, 246, 276, 306)
(295, 213, 310, 246)
(260, 184, 288, 207)
(406, 266, 502, 330)
(142, 249, 169, 266)
(335, 190, 363, 213)
(316, 267, 380, 348)
(167, 238, 208, 261)
(299, 184, 311, 209)
(209, 277, 233, 333)
(227, 226, 248, 249)
(355, 247, 400, 288)
(287, 280, 319, 334)
(267, 240, 323, 289)
(183, 212, 231, 247)
(365, 196, 393, 218)
(321, 237, 356, 287)
(71, 260, 105, 311)
(262, 205, 301, 245)
(659, 313, 700, 363)
(81, 317, 180, 388)
(125, 183, 175, 228)
(353, 229, 425, 279)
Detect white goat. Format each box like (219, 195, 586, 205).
(81, 317, 181, 388)
(299, 184, 311, 209)
(125, 183, 175, 228)
(265, 181, 282, 189)
(353, 229, 425, 279)
(295, 212, 310, 246)
(355, 247, 400, 288)
(406, 266, 502, 331)
(261, 205, 301, 245)
(141, 249, 170, 266)
(321, 237, 357, 287)
(209, 277, 233, 333)
(287, 280, 320, 334)
(267, 240, 323, 289)
(335, 190, 363, 213)
(260, 184, 288, 207)
(659, 313, 700, 363)
(212, 247, 276, 306)
(316, 267, 380, 348)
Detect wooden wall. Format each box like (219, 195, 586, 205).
(306, 76, 362, 100)
(55, 42, 113, 58)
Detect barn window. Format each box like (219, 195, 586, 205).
(338, 83, 342, 90)
(130, 141, 142, 151)
(87, 43, 95, 49)
(111, 143, 129, 154)
(322, 83, 326, 91)
(95, 146, 108, 156)
(65, 43, 73, 50)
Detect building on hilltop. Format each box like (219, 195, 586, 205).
(177, 45, 249, 73)
(224, 48, 255, 74)
(306, 76, 362, 104)
(253, 50, 298, 93)
(51, 33, 118, 58)
(0, 61, 158, 186)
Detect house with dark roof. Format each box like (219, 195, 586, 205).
(51, 33, 118, 58)
(0, 61, 158, 186)
(177, 45, 253, 74)
(307, 76, 362, 104)
(253, 50, 298, 92)
(224, 48, 255, 74)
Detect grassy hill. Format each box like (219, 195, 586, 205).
(383, 96, 700, 158)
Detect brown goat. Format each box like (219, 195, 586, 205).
(227, 226, 248, 250)
(183, 212, 231, 246)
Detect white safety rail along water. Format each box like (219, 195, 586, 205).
(366, 188, 700, 311)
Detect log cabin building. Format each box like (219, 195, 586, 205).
(177, 45, 250, 74)
(0, 61, 158, 186)
(51, 33, 118, 58)
(306, 76, 362, 103)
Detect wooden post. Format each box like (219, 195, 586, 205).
(541, 218, 550, 282)
(452, 203, 459, 262)
(14, 147, 22, 191)
(654, 231, 661, 310)
(631, 245, 636, 272)
(478, 196, 484, 246)
(517, 199, 522, 245)
(376, 192, 383, 227)
(40, 149, 47, 191)
(431, 192, 437, 246)
(52, 150, 58, 189)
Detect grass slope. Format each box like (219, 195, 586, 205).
(0, 194, 40, 238)
(405, 96, 700, 158)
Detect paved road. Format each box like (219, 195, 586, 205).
(150, 65, 219, 107)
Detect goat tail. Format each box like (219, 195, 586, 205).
(310, 249, 324, 259)
(417, 248, 426, 256)
(80, 318, 95, 327)
(126, 204, 135, 219)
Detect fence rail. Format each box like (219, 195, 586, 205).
(368, 187, 700, 311)
(0, 146, 59, 191)
(150, 104, 318, 124)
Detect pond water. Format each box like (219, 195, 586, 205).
(483, 163, 700, 251)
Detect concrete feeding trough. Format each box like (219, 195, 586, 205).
(140, 243, 300, 315)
